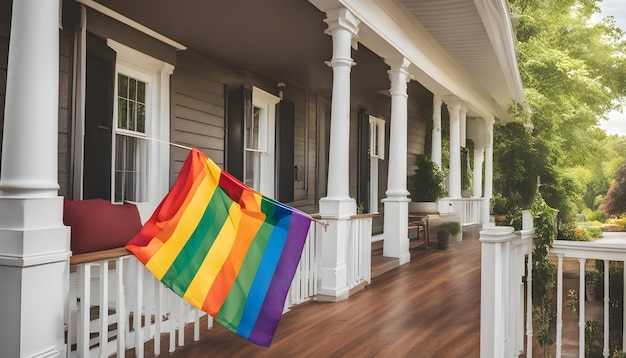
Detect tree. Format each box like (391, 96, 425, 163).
(602, 161, 626, 216)
(496, 0, 626, 223)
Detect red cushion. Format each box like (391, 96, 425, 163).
(63, 199, 142, 255)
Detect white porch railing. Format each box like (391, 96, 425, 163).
(551, 240, 626, 358)
(346, 214, 374, 289)
(67, 220, 322, 357)
(67, 252, 213, 358)
(285, 220, 320, 310)
(438, 197, 484, 226)
(480, 215, 535, 358)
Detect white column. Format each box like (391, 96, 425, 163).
(431, 96, 443, 169)
(382, 57, 411, 265)
(483, 118, 494, 225)
(0, 1, 71, 357)
(460, 106, 468, 148)
(480, 226, 516, 358)
(472, 146, 484, 198)
(446, 100, 462, 198)
(317, 8, 359, 301)
(483, 118, 494, 199)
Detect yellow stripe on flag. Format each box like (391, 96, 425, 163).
(183, 203, 243, 307)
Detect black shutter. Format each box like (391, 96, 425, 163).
(357, 108, 370, 213)
(224, 85, 251, 181)
(276, 100, 295, 202)
(83, 32, 115, 200)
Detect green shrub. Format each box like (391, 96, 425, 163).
(558, 222, 577, 240)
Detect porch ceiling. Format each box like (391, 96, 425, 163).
(392, 0, 526, 121)
(87, 0, 524, 120)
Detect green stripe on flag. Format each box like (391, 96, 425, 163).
(163, 187, 232, 296)
(216, 219, 273, 330)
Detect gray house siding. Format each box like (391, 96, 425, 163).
(170, 50, 324, 214)
(0, 1, 433, 221)
(0, 0, 9, 167)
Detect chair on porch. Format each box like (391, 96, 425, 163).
(408, 216, 430, 248)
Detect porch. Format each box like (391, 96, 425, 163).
(128, 235, 483, 357)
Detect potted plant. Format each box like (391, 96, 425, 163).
(437, 221, 461, 249)
(408, 154, 446, 211)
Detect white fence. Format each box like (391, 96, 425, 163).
(551, 240, 626, 358)
(346, 214, 374, 289)
(438, 198, 484, 226)
(67, 253, 213, 358)
(66, 218, 363, 357)
(480, 221, 535, 358)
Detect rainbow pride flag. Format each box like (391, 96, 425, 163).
(126, 149, 312, 346)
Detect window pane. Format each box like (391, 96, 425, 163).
(137, 81, 145, 103)
(129, 101, 136, 131)
(119, 75, 128, 98)
(137, 103, 145, 133)
(246, 107, 260, 150)
(244, 150, 261, 190)
(115, 135, 143, 202)
(118, 98, 128, 130)
(117, 74, 146, 133)
(129, 78, 137, 101)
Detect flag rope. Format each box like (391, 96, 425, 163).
(122, 132, 329, 230)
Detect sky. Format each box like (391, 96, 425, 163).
(595, 0, 626, 135)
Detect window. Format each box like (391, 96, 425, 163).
(114, 74, 147, 202)
(369, 115, 385, 159)
(245, 87, 279, 196)
(107, 39, 173, 206)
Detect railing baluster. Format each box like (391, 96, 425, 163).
(604, 260, 610, 358)
(194, 309, 200, 342)
(556, 254, 564, 357)
(177, 300, 184, 347)
(77, 263, 91, 358)
(135, 258, 144, 358)
(154, 276, 163, 356)
(99, 261, 109, 358)
(579, 259, 586, 358)
(526, 247, 533, 357)
(117, 257, 126, 357)
(169, 289, 176, 352)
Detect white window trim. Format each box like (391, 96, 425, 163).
(251, 86, 280, 198)
(369, 115, 385, 160)
(107, 39, 174, 213)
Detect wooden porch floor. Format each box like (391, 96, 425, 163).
(133, 236, 484, 357)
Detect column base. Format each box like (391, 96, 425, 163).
(0, 196, 70, 358)
(382, 196, 410, 265)
(317, 216, 350, 302)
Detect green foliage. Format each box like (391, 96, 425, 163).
(586, 320, 603, 357)
(439, 221, 461, 236)
(530, 194, 558, 352)
(501, 0, 626, 230)
(408, 154, 447, 202)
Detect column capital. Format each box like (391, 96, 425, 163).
(385, 57, 412, 73)
(442, 95, 464, 108)
(324, 8, 360, 37)
(433, 95, 443, 107)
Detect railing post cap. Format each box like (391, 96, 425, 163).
(479, 226, 516, 242)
